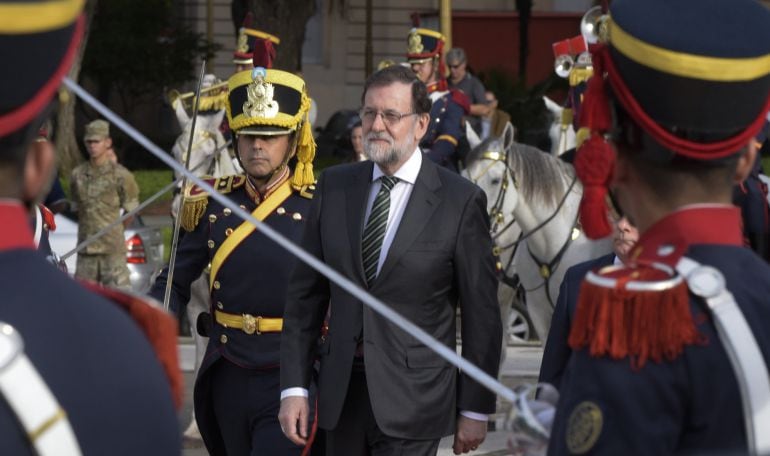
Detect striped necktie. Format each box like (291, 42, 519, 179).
(361, 176, 399, 286)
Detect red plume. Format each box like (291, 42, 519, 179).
(252, 39, 275, 69)
(241, 11, 253, 29)
(575, 44, 614, 239)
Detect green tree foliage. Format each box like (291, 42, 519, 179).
(82, 0, 219, 111)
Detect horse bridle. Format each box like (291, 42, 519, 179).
(469, 147, 579, 304)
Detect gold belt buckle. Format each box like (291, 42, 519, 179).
(242, 314, 261, 335)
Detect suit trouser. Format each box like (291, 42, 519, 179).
(325, 364, 441, 456)
(208, 360, 316, 456)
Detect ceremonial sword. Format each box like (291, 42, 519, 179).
(65, 76, 525, 414)
(163, 61, 207, 312)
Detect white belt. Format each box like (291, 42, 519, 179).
(0, 323, 82, 456)
(677, 257, 770, 456)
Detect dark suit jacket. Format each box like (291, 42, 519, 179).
(539, 253, 615, 390)
(281, 156, 502, 440)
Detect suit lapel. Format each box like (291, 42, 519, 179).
(375, 157, 441, 285)
(346, 162, 374, 283)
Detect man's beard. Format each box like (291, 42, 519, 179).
(363, 123, 416, 167)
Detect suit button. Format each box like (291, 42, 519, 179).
(213, 280, 221, 290)
(209, 214, 217, 223)
(208, 240, 215, 249)
(225, 228, 233, 236)
(220, 335, 228, 344)
(223, 208, 232, 216)
(204, 263, 212, 274)
(292, 213, 302, 221)
(277, 207, 286, 215)
(216, 301, 224, 309)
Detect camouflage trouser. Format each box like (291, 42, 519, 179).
(75, 253, 131, 289)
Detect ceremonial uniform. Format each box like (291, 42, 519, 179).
(406, 28, 469, 172)
(150, 40, 319, 455)
(71, 125, 139, 288)
(546, 0, 770, 454)
(538, 253, 614, 390)
(0, 3, 181, 453)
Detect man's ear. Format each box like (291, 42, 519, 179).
(105, 137, 113, 149)
(734, 142, 758, 183)
(414, 113, 430, 142)
(23, 140, 55, 203)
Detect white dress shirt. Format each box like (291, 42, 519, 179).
(281, 148, 487, 422)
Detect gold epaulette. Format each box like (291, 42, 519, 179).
(297, 182, 316, 200)
(180, 175, 246, 232)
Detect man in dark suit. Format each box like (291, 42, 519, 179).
(539, 216, 638, 389)
(0, 1, 180, 454)
(279, 65, 502, 455)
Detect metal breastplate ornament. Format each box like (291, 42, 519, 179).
(236, 29, 248, 53)
(243, 67, 279, 118)
(407, 30, 424, 54)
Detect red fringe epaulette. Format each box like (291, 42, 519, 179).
(80, 281, 183, 409)
(568, 263, 704, 369)
(449, 88, 471, 115)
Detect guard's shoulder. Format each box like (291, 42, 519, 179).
(448, 88, 470, 114)
(180, 175, 246, 231)
(295, 182, 316, 200)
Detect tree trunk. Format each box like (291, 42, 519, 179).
(57, 0, 98, 178)
(516, 0, 532, 80)
(242, 0, 316, 72)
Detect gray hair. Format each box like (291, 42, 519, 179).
(446, 48, 466, 64)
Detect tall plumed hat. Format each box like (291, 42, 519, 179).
(0, 0, 85, 138)
(226, 39, 315, 189)
(575, 0, 770, 239)
(233, 12, 280, 66)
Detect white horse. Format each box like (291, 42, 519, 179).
(170, 91, 237, 441)
(543, 96, 576, 157)
(464, 123, 611, 341)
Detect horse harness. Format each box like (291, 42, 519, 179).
(471, 148, 579, 305)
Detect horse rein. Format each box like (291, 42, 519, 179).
(470, 147, 580, 301)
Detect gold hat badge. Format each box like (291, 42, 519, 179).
(407, 29, 424, 54)
(243, 67, 279, 118)
(237, 28, 249, 53)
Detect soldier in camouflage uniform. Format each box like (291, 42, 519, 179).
(70, 120, 139, 289)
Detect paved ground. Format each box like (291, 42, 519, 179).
(178, 343, 543, 456)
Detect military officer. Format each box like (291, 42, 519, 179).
(150, 39, 319, 455)
(548, 0, 770, 454)
(406, 27, 470, 172)
(0, 1, 181, 454)
(70, 119, 139, 289)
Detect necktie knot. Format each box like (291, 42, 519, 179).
(380, 176, 399, 192)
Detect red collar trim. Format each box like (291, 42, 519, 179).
(426, 79, 448, 93)
(0, 203, 35, 251)
(630, 205, 743, 267)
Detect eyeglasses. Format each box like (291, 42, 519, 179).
(359, 108, 417, 127)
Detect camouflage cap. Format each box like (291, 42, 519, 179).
(84, 120, 110, 141)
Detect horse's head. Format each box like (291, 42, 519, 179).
(463, 122, 520, 233)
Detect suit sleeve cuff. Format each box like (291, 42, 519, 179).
(460, 410, 489, 421)
(280, 388, 309, 400)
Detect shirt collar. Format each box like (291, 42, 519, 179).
(371, 147, 422, 185)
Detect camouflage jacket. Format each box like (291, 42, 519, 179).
(71, 161, 139, 254)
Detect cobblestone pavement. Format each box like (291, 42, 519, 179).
(178, 342, 543, 456)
